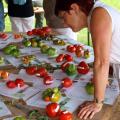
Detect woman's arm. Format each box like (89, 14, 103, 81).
(90, 7, 112, 102)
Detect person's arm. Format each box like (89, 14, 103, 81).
(90, 7, 112, 102)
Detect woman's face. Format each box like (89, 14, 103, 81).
(58, 3, 87, 32)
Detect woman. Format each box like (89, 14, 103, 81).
(43, 0, 77, 40)
(7, 0, 34, 32)
(55, 0, 120, 119)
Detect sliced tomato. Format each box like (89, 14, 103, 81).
(6, 81, 17, 88)
(62, 77, 73, 88)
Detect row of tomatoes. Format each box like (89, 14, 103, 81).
(27, 26, 52, 37)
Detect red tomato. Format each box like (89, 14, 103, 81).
(36, 67, 47, 77)
(61, 62, 70, 72)
(0, 33, 8, 39)
(15, 78, 25, 87)
(26, 66, 37, 75)
(56, 54, 65, 63)
(43, 75, 53, 85)
(44, 96, 51, 102)
(67, 45, 76, 53)
(65, 54, 73, 62)
(6, 81, 17, 88)
(32, 28, 38, 35)
(42, 26, 52, 33)
(27, 31, 33, 36)
(76, 45, 84, 51)
(75, 49, 84, 57)
(62, 77, 73, 88)
(46, 103, 60, 117)
(77, 61, 89, 74)
(59, 111, 73, 120)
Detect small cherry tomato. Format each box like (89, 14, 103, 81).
(59, 111, 73, 120)
(43, 75, 53, 85)
(62, 77, 73, 88)
(6, 81, 17, 88)
(36, 67, 47, 77)
(15, 78, 25, 87)
(26, 66, 37, 75)
(46, 103, 60, 117)
(42, 26, 52, 33)
(65, 54, 73, 62)
(44, 96, 51, 102)
(0, 33, 8, 39)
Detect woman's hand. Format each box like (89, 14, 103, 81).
(78, 101, 103, 120)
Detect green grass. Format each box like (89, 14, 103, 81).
(4, 0, 120, 45)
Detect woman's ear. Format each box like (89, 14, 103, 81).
(69, 3, 80, 14)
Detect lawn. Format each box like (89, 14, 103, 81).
(4, 0, 120, 45)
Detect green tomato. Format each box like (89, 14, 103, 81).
(65, 64, 77, 76)
(40, 45, 49, 54)
(3, 45, 17, 54)
(85, 82, 94, 95)
(53, 87, 59, 93)
(10, 49, 20, 57)
(0, 56, 4, 64)
(23, 40, 31, 47)
(37, 41, 45, 48)
(47, 47, 56, 56)
(31, 41, 38, 47)
(13, 116, 26, 120)
(51, 92, 61, 102)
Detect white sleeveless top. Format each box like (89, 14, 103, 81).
(88, 1, 120, 64)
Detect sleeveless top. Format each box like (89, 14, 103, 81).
(88, 1, 120, 64)
(8, 0, 34, 18)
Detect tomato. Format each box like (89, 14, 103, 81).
(65, 54, 73, 62)
(46, 103, 60, 117)
(43, 75, 53, 85)
(44, 96, 51, 102)
(42, 26, 52, 33)
(61, 62, 70, 72)
(0, 71, 9, 80)
(32, 28, 38, 35)
(56, 54, 65, 63)
(6, 81, 17, 88)
(75, 49, 84, 57)
(75, 45, 84, 51)
(59, 111, 73, 120)
(62, 77, 73, 88)
(26, 66, 37, 75)
(67, 45, 76, 53)
(36, 67, 47, 77)
(0, 33, 8, 39)
(27, 31, 33, 36)
(77, 61, 89, 74)
(15, 78, 25, 87)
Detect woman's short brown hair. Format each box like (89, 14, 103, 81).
(55, 0, 95, 16)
